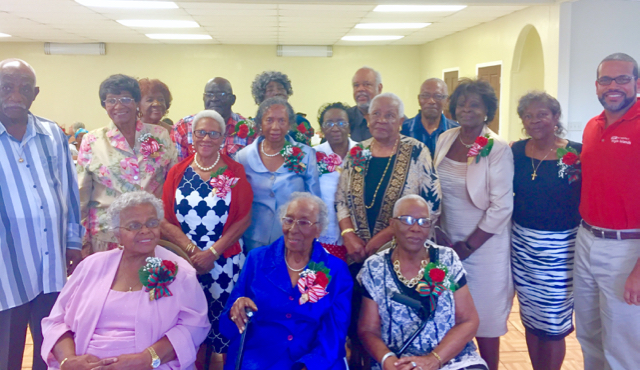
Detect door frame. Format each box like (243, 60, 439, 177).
(441, 67, 460, 80)
(476, 61, 503, 133)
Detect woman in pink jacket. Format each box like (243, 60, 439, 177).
(41, 191, 210, 370)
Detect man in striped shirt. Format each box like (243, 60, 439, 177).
(0, 59, 83, 370)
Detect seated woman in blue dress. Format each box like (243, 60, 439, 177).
(220, 192, 352, 370)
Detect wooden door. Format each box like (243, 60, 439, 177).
(478, 65, 501, 134)
(443, 70, 459, 120)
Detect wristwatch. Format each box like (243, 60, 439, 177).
(147, 347, 161, 369)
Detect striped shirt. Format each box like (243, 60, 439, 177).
(0, 114, 84, 311)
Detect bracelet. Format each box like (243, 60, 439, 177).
(341, 228, 355, 237)
(430, 350, 443, 368)
(59, 358, 69, 369)
(185, 242, 197, 254)
(209, 247, 220, 258)
(380, 352, 395, 366)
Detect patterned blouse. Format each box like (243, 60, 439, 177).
(357, 244, 486, 370)
(77, 121, 177, 251)
(335, 135, 441, 241)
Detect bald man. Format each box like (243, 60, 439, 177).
(0, 59, 83, 370)
(401, 78, 459, 157)
(171, 77, 255, 160)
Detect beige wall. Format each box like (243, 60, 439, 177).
(420, 4, 560, 140)
(0, 43, 422, 131)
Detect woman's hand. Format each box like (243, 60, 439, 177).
(62, 355, 116, 370)
(229, 297, 258, 333)
(91, 353, 148, 370)
(451, 241, 475, 261)
(394, 355, 440, 370)
(382, 355, 399, 370)
(343, 232, 367, 263)
(191, 249, 217, 275)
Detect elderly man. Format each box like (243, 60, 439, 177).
(401, 78, 459, 157)
(0, 59, 83, 370)
(574, 52, 640, 370)
(171, 77, 255, 160)
(347, 67, 382, 142)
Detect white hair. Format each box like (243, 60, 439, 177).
(107, 191, 164, 230)
(192, 110, 226, 135)
(278, 192, 329, 234)
(393, 194, 430, 218)
(369, 92, 405, 119)
(358, 66, 382, 86)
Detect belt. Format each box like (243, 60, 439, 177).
(581, 220, 640, 240)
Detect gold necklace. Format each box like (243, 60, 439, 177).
(364, 138, 399, 210)
(393, 258, 428, 288)
(530, 148, 554, 180)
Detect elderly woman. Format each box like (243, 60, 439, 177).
(433, 79, 514, 370)
(314, 102, 357, 258)
(77, 74, 177, 254)
(358, 195, 487, 370)
(161, 110, 253, 368)
(235, 97, 321, 252)
(138, 78, 173, 132)
(250, 71, 314, 145)
(511, 92, 581, 370)
(220, 192, 352, 370)
(41, 191, 209, 370)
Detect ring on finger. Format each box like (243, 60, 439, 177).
(411, 361, 417, 367)
(231, 316, 236, 321)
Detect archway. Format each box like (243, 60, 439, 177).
(508, 25, 545, 142)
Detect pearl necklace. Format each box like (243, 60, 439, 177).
(285, 256, 307, 272)
(194, 152, 220, 171)
(261, 141, 282, 157)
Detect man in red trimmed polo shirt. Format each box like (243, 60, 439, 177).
(575, 52, 640, 370)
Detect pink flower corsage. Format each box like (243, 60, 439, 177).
(138, 133, 163, 158)
(297, 261, 332, 305)
(209, 166, 240, 198)
(316, 152, 342, 176)
(466, 134, 494, 164)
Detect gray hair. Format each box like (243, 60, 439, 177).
(70, 122, 85, 132)
(358, 66, 382, 86)
(393, 194, 430, 218)
(517, 91, 565, 136)
(369, 92, 405, 119)
(598, 52, 638, 78)
(107, 191, 164, 230)
(192, 110, 226, 135)
(255, 97, 296, 131)
(251, 71, 293, 104)
(278, 192, 329, 234)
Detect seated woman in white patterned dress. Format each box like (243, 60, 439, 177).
(160, 110, 253, 369)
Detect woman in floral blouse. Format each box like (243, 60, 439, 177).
(77, 74, 177, 254)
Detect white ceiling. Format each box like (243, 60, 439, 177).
(0, 0, 553, 46)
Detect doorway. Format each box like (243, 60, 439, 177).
(443, 70, 459, 120)
(478, 64, 501, 134)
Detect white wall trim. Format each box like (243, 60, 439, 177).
(475, 61, 503, 76)
(441, 67, 459, 80)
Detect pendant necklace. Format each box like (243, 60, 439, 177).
(530, 148, 554, 180)
(458, 135, 474, 149)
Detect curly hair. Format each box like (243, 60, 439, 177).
(317, 102, 350, 126)
(448, 78, 498, 123)
(99, 74, 141, 108)
(251, 71, 293, 104)
(255, 97, 295, 131)
(517, 90, 565, 136)
(138, 78, 173, 109)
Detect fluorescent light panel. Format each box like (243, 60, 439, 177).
(146, 34, 212, 40)
(374, 5, 467, 12)
(75, 0, 178, 9)
(118, 20, 199, 28)
(341, 35, 404, 41)
(0, 33, 11, 37)
(356, 23, 430, 29)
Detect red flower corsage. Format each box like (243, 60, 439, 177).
(209, 166, 240, 198)
(316, 152, 343, 176)
(298, 261, 332, 305)
(233, 120, 256, 139)
(280, 141, 307, 174)
(138, 133, 163, 158)
(416, 261, 458, 312)
(466, 134, 494, 163)
(138, 257, 179, 301)
(348, 144, 371, 173)
(557, 147, 581, 184)
(293, 121, 315, 146)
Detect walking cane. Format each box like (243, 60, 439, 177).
(390, 292, 431, 356)
(234, 309, 254, 370)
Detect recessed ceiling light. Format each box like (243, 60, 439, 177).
(0, 33, 11, 37)
(118, 20, 199, 28)
(355, 23, 430, 29)
(341, 35, 404, 41)
(75, 0, 178, 9)
(374, 5, 467, 12)
(146, 34, 212, 40)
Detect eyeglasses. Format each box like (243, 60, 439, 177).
(522, 111, 551, 121)
(597, 75, 636, 85)
(418, 93, 448, 101)
(393, 215, 431, 228)
(281, 217, 318, 231)
(104, 97, 135, 106)
(118, 219, 160, 232)
(203, 92, 229, 99)
(194, 130, 223, 139)
(322, 121, 349, 129)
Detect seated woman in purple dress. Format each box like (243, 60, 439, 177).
(41, 191, 210, 370)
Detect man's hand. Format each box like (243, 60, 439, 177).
(66, 249, 82, 275)
(624, 260, 640, 305)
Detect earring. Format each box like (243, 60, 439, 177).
(484, 116, 488, 122)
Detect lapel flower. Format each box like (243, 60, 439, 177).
(280, 141, 307, 174)
(139, 257, 179, 301)
(138, 133, 163, 158)
(234, 120, 255, 139)
(466, 134, 494, 164)
(349, 144, 371, 172)
(317, 152, 343, 176)
(557, 147, 581, 184)
(416, 261, 458, 312)
(297, 261, 332, 305)
(209, 166, 240, 199)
